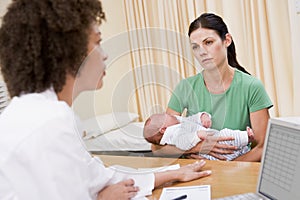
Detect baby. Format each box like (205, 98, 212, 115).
(143, 112, 254, 160)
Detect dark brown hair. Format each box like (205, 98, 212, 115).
(0, 0, 105, 97)
(188, 13, 250, 75)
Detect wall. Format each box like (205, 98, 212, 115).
(288, 0, 300, 115)
(73, 0, 137, 119)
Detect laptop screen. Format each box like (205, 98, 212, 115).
(258, 119, 300, 199)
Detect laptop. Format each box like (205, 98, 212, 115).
(216, 117, 300, 200)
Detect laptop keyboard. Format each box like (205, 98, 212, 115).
(215, 192, 264, 200)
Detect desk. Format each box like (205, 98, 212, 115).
(96, 155, 260, 199)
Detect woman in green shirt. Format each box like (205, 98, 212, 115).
(152, 13, 273, 162)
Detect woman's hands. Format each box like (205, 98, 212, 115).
(97, 179, 139, 200)
(188, 131, 237, 160)
(151, 132, 237, 159)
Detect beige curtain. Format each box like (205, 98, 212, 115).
(124, 0, 299, 120)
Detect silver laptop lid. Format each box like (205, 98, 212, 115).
(257, 118, 300, 200)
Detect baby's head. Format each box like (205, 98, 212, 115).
(143, 113, 179, 145)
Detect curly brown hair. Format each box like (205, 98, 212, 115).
(0, 0, 105, 97)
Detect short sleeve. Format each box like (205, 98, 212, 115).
(248, 79, 273, 112)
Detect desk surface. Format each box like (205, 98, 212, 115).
(96, 155, 260, 199)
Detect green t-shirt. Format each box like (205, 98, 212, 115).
(168, 70, 273, 130)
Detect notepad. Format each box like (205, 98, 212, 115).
(159, 185, 211, 200)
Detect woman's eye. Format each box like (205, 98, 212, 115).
(192, 45, 199, 50)
(205, 41, 213, 45)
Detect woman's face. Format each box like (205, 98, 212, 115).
(189, 27, 230, 70)
(76, 23, 108, 91)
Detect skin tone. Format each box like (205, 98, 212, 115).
(146, 113, 212, 145)
(200, 113, 212, 128)
(147, 131, 164, 145)
(153, 27, 269, 162)
(57, 24, 108, 106)
(58, 23, 211, 200)
(145, 114, 180, 144)
(150, 113, 254, 149)
(147, 113, 211, 145)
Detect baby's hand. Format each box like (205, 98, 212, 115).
(247, 126, 255, 143)
(200, 113, 212, 128)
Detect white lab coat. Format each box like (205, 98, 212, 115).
(0, 89, 154, 200)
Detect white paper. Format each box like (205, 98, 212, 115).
(159, 185, 211, 200)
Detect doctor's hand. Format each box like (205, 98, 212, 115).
(154, 159, 211, 188)
(175, 160, 212, 182)
(97, 179, 139, 200)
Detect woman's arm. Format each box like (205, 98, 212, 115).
(234, 108, 270, 161)
(154, 107, 237, 159)
(151, 143, 186, 157)
(187, 134, 237, 160)
(151, 131, 237, 159)
(166, 107, 181, 116)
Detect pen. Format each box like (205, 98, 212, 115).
(171, 194, 187, 200)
